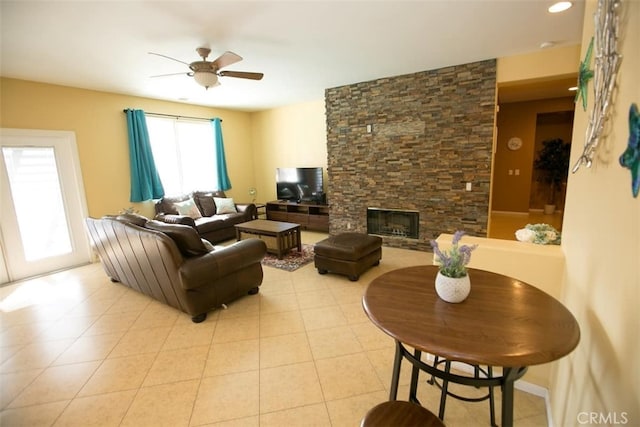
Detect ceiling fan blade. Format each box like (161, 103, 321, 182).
(218, 70, 264, 80)
(148, 52, 190, 66)
(150, 72, 190, 78)
(211, 51, 242, 70)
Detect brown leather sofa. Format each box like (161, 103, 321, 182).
(85, 214, 267, 323)
(155, 191, 257, 244)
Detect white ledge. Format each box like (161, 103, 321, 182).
(435, 234, 564, 299)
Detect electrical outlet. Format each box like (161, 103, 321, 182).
(347, 222, 351, 229)
(465, 182, 472, 191)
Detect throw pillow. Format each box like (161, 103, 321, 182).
(201, 239, 215, 252)
(157, 195, 190, 215)
(194, 195, 217, 217)
(174, 198, 202, 219)
(213, 197, 237, 214)
(115, 213, 148, 227)
(144, 220, 209, 257)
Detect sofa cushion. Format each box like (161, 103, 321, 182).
(194, 212, 248, 234)
(115, 213, 148, 227)
(174, 198, 202, 219)
(194, 216, 228, 234)
(194, 195, 217, 217)
(156, 194, 192, 215)
(214, 197, 237, 214)
(201, 239, 215, 252)
(193, 190, 227, 216)
(145, 220, 209, 257)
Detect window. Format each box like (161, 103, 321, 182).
(146, 117, 219, 195)
(2, 146, 72, 261)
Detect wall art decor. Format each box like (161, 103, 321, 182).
(572, 0, 623, 173)
(619, 103, 639, 198)
(575, 37, 594, 112)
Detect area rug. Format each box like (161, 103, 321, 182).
(261, 244, 315, 272)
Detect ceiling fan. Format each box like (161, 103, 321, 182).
(149, 47, 264, 89)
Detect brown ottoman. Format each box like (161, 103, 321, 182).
(314, 232, 382, 281)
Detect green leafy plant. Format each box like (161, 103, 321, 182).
(534, 138, 571, 205)
(429, 231, 478, 278)
(515, 223, 562, 245)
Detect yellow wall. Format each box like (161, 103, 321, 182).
(551, 1, 639, 425)
(0, 78, 254, 218)
(493, 97, 574, 212)
(497, 44, 581, 84)
(250, 100, 327, 203)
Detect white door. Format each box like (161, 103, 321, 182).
(0, 129, 91, 283)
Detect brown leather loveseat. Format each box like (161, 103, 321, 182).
(155, 190, 256, 244)
(85, 214, 267, 323)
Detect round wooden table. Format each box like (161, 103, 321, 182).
(362, 265, 580, 427)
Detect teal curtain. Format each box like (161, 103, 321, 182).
(211, 118, 232, 191)
(125, 109, 165, 202)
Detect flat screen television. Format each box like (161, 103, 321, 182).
(276, 167, 324, 203)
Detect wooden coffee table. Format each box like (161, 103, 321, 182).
(235, 219, 302, 259)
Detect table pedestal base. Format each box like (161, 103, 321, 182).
(389, 341, 527, 427)
(428, 357, 497, 427)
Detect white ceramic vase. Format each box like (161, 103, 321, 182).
(435, 271, 470, 303)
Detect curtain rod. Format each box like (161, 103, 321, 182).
(122, 109, 221, 122)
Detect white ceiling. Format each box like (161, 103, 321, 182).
(0, 1, 584, 112)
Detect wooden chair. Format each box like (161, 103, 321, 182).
(360, 401, 445, 427)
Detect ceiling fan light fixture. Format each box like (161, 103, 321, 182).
(193, 71, 219, 89)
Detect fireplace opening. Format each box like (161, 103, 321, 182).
(367, 208, 419, 239)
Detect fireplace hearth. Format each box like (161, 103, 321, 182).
(367, 208, 419, 239)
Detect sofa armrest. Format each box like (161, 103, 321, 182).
(179, 238, 267, 290)
(154, 213, 196, 228)
(235, 203, 257, 219)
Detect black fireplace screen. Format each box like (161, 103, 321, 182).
(367, 208, 419, 239)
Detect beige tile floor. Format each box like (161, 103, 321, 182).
(0, 231, 547, 426)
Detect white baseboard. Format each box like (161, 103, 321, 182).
(515, 381, 553, 427)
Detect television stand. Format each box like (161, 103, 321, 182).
(266, 201, 329, 232)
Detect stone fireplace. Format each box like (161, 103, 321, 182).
(367, 208, 419, 239)
(325, 59, 496, 251)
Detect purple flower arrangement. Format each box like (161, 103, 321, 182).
(429, 230, 478, 278)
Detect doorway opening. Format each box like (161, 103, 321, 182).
(0, 129, 91, 284)
(489, 75, 576, 240)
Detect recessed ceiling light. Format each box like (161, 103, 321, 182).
(568, 86, 578, 91)
(548, 2, 573, 13)
(540, 41, 556, 49)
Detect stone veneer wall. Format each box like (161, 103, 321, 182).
(325, 59, 496, 251)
